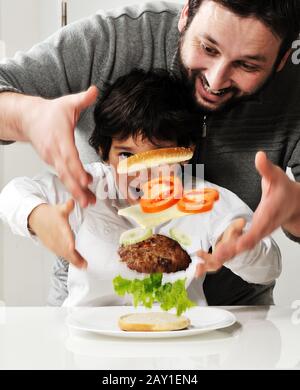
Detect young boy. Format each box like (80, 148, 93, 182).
(0, 69, 281, 306)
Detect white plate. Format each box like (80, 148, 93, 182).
(66, 306, 236, 339)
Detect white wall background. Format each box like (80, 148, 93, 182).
(0, 0, 3, 303)
(273, 169, 300, 305)
(0, 0, 61, 305)
(0, 0, 299, 306)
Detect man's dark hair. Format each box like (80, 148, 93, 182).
(187, 0, 300, 59)
(89, 69, 202, 161)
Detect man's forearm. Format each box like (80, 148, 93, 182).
(0, 92, 41, 142)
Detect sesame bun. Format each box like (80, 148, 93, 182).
(118, 312, 190, 331)
(117, 147, 194, 174)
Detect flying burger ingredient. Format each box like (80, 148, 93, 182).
(118, 234, 191, 273)
(113, 273, 196, 316)
(184, 188, 219, 202)
(119, 227, 153, 246)
(117, 147, 194, 174)
(140, 176, 183, 213)
(177, 188, 219, 214)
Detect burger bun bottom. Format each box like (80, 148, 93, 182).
(118, 312, 190, 331)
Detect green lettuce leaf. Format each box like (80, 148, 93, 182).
(113, 273, 196, 316)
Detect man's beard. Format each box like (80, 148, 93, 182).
(177, 34, 277, 114)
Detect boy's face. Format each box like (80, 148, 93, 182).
(107, 134, 178, 205)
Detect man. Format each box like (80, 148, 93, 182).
(0, 0, 300, 305)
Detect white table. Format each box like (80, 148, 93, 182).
(0, 306, 299, 370)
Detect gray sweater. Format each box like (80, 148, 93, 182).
(1, 1, 299, 305)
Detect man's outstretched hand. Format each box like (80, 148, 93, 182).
(212, 151, 300, 264)
(24, 86, 99, 208)
(235, 151, 300, 251)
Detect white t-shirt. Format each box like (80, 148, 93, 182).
(0, 163, 281, 306)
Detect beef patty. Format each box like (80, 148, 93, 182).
(118, 234, 191, 273)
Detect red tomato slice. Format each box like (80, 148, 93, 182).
(182, 188, 219, 203)
(142, 176, 174, 198)
(143, 180, 173, 200)
(177, 197, 214, 214)
(177, 188, 219, 214)
(140, 176, 183, 213)
(140, 196, 180, 213)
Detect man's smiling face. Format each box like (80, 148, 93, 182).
(178, 0, 288, 112)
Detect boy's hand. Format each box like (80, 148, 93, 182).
(28, 199, 87, 268)
(195, 218, 246, 277)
